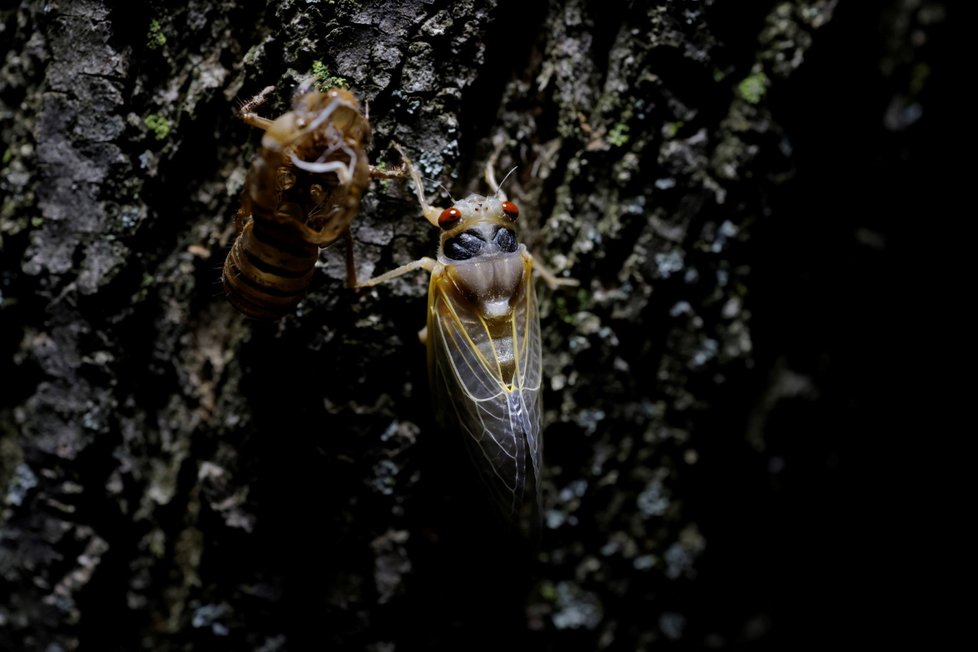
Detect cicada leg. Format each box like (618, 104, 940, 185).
(353, 243, 436, 345)
(526, 252, 580, 290)
(350, 144, 445, 288)
(368, 161, 409, 180)
(353, 255, 438, 342)
(391, 143, 442, 227)
(237, 85, 277, 131)
(484, 134, 507, 199)
(342, 151, 414, 288)
(355, 256, 438, 288)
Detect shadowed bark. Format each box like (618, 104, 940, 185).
(0, 0, 951, 649)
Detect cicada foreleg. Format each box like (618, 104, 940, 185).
(351, 143, 447, 288)
(356, 257, 438, 288)
(237, 85, 277, 131)
(354, 256, 437, 344)
(390, 143, 443, 227)
(368, 161, 409, 180)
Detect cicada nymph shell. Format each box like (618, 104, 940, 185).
(222, 86, 372, 319)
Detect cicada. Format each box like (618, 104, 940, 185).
(223, 85, 399, 319)
(359, 146, 576, 527)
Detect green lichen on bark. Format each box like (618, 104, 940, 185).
(143, 113, 171, 140)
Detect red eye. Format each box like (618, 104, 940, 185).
(501, 200, 519, 221)
(438, 207, 462, 229)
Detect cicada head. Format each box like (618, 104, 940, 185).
(262, 88, 370, 155)
(307, 88, 370, 143)
(433, 195, 522, 263)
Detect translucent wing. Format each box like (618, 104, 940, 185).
(427, 255, 542, 521)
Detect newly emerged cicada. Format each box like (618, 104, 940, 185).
(359, 146, 576, 527)
(223, 85, 395, 319)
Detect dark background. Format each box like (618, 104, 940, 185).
(739, 2, 958, 645)
(0, 0, 955, 649)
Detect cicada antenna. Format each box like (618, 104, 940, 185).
(493, 166, 518, 201)
(433, 179, 456, 204)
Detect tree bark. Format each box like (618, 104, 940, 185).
(0, 0, 950, 649)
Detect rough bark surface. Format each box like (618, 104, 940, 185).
(0, 0, 951, 649)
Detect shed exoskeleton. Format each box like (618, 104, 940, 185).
(223, 85, 400, 319)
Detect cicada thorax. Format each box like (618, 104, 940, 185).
(222, 88, 372, 319)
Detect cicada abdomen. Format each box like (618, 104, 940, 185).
(358, 146, 576, 530)
(222, 87, 372, 319)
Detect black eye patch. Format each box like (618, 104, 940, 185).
(444, 231, 485, 260)
(493, 227, 518, 253)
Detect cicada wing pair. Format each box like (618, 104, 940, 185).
(426, 251, 543, 526)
